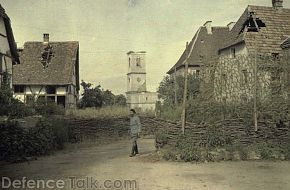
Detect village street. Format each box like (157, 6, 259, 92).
(1, 139, 290, 190)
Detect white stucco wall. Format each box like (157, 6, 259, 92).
(13, 85, 77, 108)
(57, 86, 67, 95)
(128, 53, 146, 74)
(219, 43, 248, 58)
(127, 92, 158, 111)
(127, 73, 146, 92)
(169, 66, 200, 77)
(0, 17, 13, 87)
(13, 94, 25, 102)
(127, 52, 147, 92)
(0, 17, 10, 55)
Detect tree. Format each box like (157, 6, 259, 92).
(157, 75, 200, 107)
(79, 80, 127, 108)
(102, 89, 115, 106)
(79, 81, 103, 108)
(114, 94, 127, 106)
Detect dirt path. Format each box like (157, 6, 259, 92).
(1, 139, 290, 190)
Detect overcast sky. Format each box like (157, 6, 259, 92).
(1, 0, 289, 94)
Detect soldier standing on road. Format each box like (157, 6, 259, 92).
(129, 109, 141, 157)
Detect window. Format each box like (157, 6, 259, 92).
(136, 57, 141, 67)
(57, 96, 66, 107)
(14, 85, 25, 93)
(129, 58, 131, 67)
(137, 77, 141, 82)
(46, 86, 56, 94)
(231, 48, 236, 58)
(272, 53, 279, 60)
(47, 96, 55, 103)
(242, 69, 248, 85)
(194, 70, 200, 78)
(222, 73, 227, 88)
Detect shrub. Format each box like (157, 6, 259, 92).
(0, 86, 34, 118)
(0, 121, 28, 160)
(0, 116, 71, 162)
(162, 147, 179, 161)
(158, 105, 182, 121)
(255, 142, 273, 159)
(155, 129, 169, 149)
(283, 144, 290, 160)
(8, 99, 34, 118)
(34, 101, 65, 115)
(175, 135, 204, 162)
(27, 119, 56, 155)
(46, 116, 71, 148)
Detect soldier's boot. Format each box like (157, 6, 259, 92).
(135, 144, 139, 155)
(129, 145, 135, 157)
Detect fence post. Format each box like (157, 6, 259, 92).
(181, 42, 189, 135)
(174, 66, 178, 105)
(254, 53, 258, 131)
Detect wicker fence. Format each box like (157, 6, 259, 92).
(68, 116, 290, 146)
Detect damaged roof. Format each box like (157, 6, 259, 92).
(220, 5, 290, 54)
(281, 37, 290, 49)
(0, 3, 19, 64)
(13, 41, 79, 88)
(167, 26, 229, 74)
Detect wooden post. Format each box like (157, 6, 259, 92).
(253, 14, 259, 132)
(181, 42, 189, 135)
(174, 66, 178, 105)
(253, 52, 258, 131)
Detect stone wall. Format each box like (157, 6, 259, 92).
(68, 116, 290, 145)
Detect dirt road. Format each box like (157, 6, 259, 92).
(1, 139, 290, 190)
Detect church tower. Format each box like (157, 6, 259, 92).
(126, 51, 157, 111)
(127, 51, 147, 92)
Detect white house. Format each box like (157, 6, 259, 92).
(13, 34, 80, 108)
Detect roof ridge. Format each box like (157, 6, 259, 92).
(248, 4, 290, 10)
(212, 26, 228, 28)
(25, 41, 79, 43)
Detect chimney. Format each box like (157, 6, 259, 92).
(227, 22, 236, 31)
(272, 0, 283, 9)
(43, 33, 49, 44)
(204, 21, 212, 34)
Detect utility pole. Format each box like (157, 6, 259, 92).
(253, 52, 258, 131)
(180, 28, 201, 134)
(181, 42, 189, 135)
(253, 12, 259, 132)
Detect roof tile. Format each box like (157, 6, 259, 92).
(13, 41, 79, 85)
